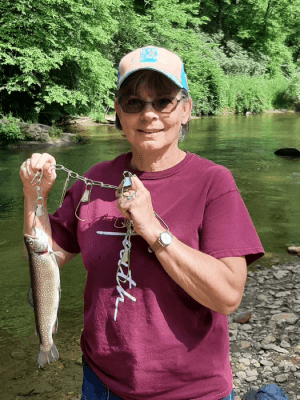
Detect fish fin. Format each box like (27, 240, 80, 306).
(37, 343, 59, 368)
(52, 317, 58, 334)
(27, 286, 34, 308)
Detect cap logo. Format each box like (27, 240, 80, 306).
(140, 48, 158, 63)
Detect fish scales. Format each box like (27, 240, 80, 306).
(24, 228, 60, 368)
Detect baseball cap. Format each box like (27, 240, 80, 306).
(117, 46, 189, 93)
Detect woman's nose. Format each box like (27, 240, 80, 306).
(140, 102, 158, 119)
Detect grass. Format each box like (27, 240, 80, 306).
(220, 74, 289, 114)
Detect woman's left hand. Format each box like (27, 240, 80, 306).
(116, 176, 162, 239)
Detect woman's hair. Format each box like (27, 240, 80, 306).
(115, 70, 191, 141)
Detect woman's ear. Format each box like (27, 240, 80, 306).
(181, 98, 192, 125)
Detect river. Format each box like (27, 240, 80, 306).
(1, 112, 300, 344)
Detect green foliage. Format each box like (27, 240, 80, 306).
(221, 75, 288, 114)
(202, 32, 269, 76)
(1, 0, 300, 122)
(48, 126, 62, 139)
(89, 110, 106, 124)
(0, 0, 120, 124)
(284, 68, 300, 108)
(111, 0, 222, 115)
(0, 114, 24, 141)
(198, 0, 299, 76)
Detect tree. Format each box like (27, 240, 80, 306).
(0, 0, 120, 123)
(111, 0, 223, 115)
(197, 0, 299, 76)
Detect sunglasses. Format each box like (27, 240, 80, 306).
(118, 95, 182, 114)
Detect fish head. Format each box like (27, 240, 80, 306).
(24, 234, 48, 254)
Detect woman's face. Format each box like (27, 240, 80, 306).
(114, 76, 191, 154)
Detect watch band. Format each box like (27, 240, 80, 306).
(149, 240, 163, 253)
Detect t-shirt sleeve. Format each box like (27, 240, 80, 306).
(199, 169, 264, 265)
(49, 180, 82, 254)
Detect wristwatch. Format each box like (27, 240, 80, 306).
(149, 231, 173, 253)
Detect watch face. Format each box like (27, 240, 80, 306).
(161, 231, 172, 245)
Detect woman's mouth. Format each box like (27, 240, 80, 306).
(137, 129, 163, 134)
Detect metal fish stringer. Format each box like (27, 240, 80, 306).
(113, 221, 137, 322)
(30, 170, 45, 222)
(75, 181, 93, 221)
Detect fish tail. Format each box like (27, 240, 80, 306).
(37, 343, 59, 368)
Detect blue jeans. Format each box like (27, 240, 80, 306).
(81, 356, 235, 400)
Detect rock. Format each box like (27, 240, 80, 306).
(286, 316, 299, 324)
(260, 359, 274, 367)
(261, 344, 289, 354)
(261, 335, 276, 345)
(239, 358, 251, 366)
(288, 246, 300, 255)
(246, 370, 258, 377)
(238, 341, 251, 349)
(234, 311, 252, 324)
(274, 291, 291, 298)
(269, 312, 297, 325)
(257, 294, 268, 302)
(0, 120, 79, 146)
(240, 324, 252, 331)
(280, 340, 291, 348)
(274, 147, 300, 157)
(275, 374, 289, 383)
(245, 376, 258, 382)
(105, 115, 116, 124)
(273, 271, 289, 279)
(236, 371, 246, 379)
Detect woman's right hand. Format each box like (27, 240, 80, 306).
(19, 153, 57, 201)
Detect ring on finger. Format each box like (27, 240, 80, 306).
(123, 191, 137, 201)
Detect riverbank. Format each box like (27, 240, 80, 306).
(2, 258, 299, 400)
(0, 119, 81, 147)
(1, 109, 298, 146)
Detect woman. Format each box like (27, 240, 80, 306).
(20, 46, 264, 400)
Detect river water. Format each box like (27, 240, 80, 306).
(1, 112, 300, 343)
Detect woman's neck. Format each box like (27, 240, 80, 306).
(130, 148, 186, 172)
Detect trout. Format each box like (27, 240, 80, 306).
(24, 228, 60, 368)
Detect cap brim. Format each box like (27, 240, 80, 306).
(117, 67, 184, 91)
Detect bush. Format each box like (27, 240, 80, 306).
(284, 68, 300, 109)
(221, 74, 288, 114)
(202, 32, 269, 77)
(48, 126, 62, 139)
(0, 114, 24, 140)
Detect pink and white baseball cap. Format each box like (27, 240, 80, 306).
(117, 46, 189, 93)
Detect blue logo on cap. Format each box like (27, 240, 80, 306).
(140, 48, 158, 63)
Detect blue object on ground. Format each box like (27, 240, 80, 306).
(245, 383, 289, 400)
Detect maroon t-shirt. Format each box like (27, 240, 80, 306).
(50, 152, 264, 400)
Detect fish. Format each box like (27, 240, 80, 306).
(24, 228, 60, 368)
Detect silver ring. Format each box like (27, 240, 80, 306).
(124, 191, 137, 201)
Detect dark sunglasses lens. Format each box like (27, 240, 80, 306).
(119, 97, 178, 113)
(120, 98, 143, 113)
(153, 97, 176, 112)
